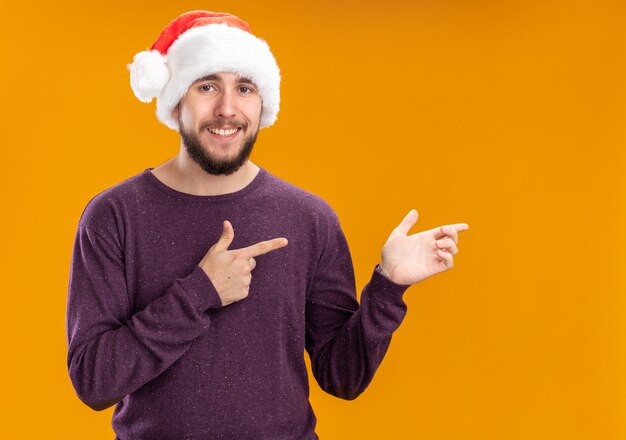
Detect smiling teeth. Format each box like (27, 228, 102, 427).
(209, 128, 238, 136)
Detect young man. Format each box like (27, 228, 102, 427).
(66, 10, 469, 440)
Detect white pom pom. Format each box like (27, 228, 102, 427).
(127, 50, 170, 103)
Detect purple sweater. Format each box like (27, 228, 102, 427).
(66, 167, 410, 439)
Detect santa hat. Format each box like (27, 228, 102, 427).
(127, 10, 281, 131)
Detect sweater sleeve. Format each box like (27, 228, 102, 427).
(305, 209, 410, 400)
(66, 221, 223, 411)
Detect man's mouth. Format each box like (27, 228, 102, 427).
(207, 127, 242, 139)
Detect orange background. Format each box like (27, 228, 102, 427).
(1, 0, 625, 439)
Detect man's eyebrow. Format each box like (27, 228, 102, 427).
(192, 74, 257, 86)
(193, 74, 220, 84)
(237, 77, 256, 85)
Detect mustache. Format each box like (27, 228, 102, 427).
(200, 119, 248, 131)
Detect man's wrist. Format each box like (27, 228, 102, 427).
(376, 263, 392, 280)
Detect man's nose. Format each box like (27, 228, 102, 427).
(214, 90, 237, 119)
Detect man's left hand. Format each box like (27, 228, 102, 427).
(378, 209, 469, 285)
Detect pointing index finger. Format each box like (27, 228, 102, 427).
(239, 237, 289, 258)
(433, 223, 470, 242)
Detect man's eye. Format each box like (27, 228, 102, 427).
(200, 84, 214, 92)
(240, 86, 252, 93)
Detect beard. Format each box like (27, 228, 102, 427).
(178, 115, 259, 176)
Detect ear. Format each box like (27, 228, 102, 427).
(172, 103, 180, 120)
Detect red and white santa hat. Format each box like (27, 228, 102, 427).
(128, 10, 281, 131)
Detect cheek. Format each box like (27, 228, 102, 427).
(177, 96, 209, 125)
(179, 105, 201, 128)
(246, 100, 263, 123)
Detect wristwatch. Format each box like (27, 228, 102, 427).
(376, 264, 388, 278)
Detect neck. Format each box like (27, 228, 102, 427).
(152, 150, 260, 197)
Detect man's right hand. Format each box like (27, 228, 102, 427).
(197, 220, 288, 306)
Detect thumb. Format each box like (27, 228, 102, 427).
(213, 220, 235, 251)
(394, 209, 418, 236)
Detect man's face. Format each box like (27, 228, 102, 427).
(174, 71, 263, 176)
